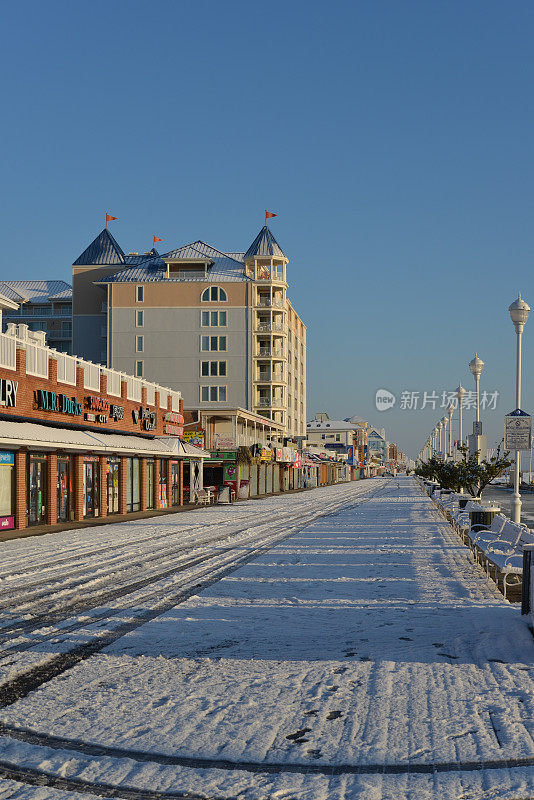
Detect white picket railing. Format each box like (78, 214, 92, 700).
(103, 368, 121, 397)
(80, 360, 100, 391)
(57, 353, 77, 385)
(0, 333, 16, 370)
(1, 331, 181, 413)
(26, 343, 49, 378)
(144, 382, 156, 406)
(126, 376, 142, 401)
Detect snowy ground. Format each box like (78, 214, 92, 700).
(0, 478, 533, 799)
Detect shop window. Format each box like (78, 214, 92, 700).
(171, 461, 180, 506)
(57, 456, 74, 523)
(107, 458, 120, 514)
(159, 459, 167, 507)
(83, 458, 100, 518)
(126, 457, 140, 512)
(0, 452, 15, 529)
(147, 459, 155, 509)
(28, 454, 47, 526)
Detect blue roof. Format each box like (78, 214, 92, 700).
(165, 241, 244, 271)
(0, 280, 72, 303)
(73, 229, 125, 265)
(244, 226, 286, 260)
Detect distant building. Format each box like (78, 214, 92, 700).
(0, 280, 72, 353)
(306, 412, 357, 451)
(71, 225, 306, 437)
(367, 428, 387, 463)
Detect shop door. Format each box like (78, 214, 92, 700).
(28, 456, 47, 525)
(107, 461, 119, 514)
(57, 458, 70, 523)
(84, 461, 100, 518)
(191, 459, 202, 500)
(171, 462, 180, 506)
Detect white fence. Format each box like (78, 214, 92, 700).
(26, 343, 49, 378)
(57, 353, 77, 385)
(0, 334, 16, 370)
(0, 331, 181, 412)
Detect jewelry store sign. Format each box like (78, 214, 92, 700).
(504, 409, 532, 451)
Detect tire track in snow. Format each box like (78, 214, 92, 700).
(0, 482, 389, 708)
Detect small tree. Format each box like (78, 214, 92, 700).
(415, 441, 512, 497)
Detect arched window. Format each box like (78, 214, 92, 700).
(201, 286, 227, 302)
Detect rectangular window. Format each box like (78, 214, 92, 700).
(201, 360, 227, 376)
(136, 310, 144, 327)
(201, 310, 227, 327)
(219, 361, 226, 376)
(211, 286, 218, 301)
(136, 286, 144, 302)
(201, 361, 209, 376)
(136, 335, 143, 352)
(202, 336, 226, 352)
(136, 360, 143, 377)
(200, 386, 227, 402)
(210, 361, 217, 376)
(219, 336, 226, 351)
(210, 335, 218, 351)
(201, 335, 210, 351)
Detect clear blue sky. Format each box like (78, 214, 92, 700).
(1, 0, 534, 457)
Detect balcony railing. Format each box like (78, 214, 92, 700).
(256, 299, 284, 308)
(257, 371, 284, 383)
(256, 322, 285, 333)
(0, 330, 182, 410)
(257, 397, 284, 408)
(257, 347, 285, 358)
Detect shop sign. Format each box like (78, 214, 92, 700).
(294, 451, 302, 468)
(110, 405, 124, 421)
(281, 446, 295, 462)
(275, 447, 283, 461)
(0, 452, 14, 465)
(0, 516, 14, 530)
(504, 410, 532, 451)
(35, 389, 81, 416)
(182, 430, 205, 448)
(0, 379, 18, 408)
(132, 406, 157, 431)
(85, 396, 110, 414)
(165, 411, 184, 425)
(212, 433, 236, 450)
(260, 447, 273, 462)
(164, 423, 184, 436)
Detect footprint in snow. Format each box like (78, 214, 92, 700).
(326, 710, 343, 720)
(307, 749, 322, 759)
(398, 636, 412, 641)
(304, 709, 319, 716)
(286, 728, 311, 741)
(333, 667, 347, 674)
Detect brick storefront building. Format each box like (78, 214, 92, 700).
(0, 310, 208, 534)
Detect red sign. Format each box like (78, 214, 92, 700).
(0, 516, 14, 530)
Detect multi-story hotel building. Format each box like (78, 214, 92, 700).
(72, 224, 306, 437)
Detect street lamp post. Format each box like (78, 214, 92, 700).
(442, 415, 448, 458)
(447, 403, 454, 459)
(468, 353, 486, 462)
(438, 420, 443, 456)
(455, 383, 466, 458)
(509, 293, 530, 524)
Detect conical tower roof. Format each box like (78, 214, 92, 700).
(73, 228, 125, 265)
(244, 225, 286, 260)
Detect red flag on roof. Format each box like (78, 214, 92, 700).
(105, 213, 118, 227)
(265, 210, 277, 220)
(153, 236, 163, 243)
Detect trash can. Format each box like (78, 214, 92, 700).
(459, 495, 480, 510)
(469, 504, 500, 533)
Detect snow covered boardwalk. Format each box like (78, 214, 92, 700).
(0, 477, 533, 799)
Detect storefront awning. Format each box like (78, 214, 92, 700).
(0, 420, 211, 458)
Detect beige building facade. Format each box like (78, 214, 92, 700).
(72, 225, 306, 438)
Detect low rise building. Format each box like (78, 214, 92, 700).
(0, 280, 72, 353)
(0, 302, 209, 534)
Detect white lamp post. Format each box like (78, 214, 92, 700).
(469, 354, 484, 425)
(447, 403, 454, 458)
(468, 354, 486, 462)
(438, 420, 443, 456)
(455, 383, 466, 457)
(509, 293, 530, 523)
(442, 415, 448, 458)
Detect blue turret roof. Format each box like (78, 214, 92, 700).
(244, 226, 286, 260)
(73, 229, 125, 265)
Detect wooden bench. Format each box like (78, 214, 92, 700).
(194, 488, 211, 506)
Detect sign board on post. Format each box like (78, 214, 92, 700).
(504, 409, 532, 451)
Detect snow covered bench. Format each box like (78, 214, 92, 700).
(472, 518, 534, 600)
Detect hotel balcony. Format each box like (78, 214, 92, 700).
(255, 297, 285, 309)
(255, 321, 286, 334)
(256, 368, 285, 383)
(256, 346, 285, 359)
(256, 395, 285, 409)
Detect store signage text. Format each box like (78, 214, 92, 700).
(110, 405, 124, 421)
(0, 379, 18, 408)
(0, 452, 14, 465)
(182, 430, 205, 448)
(132, 406, 157, 431)
(35, 389, 81, 416)
(85, 396, 109, 424)
(165, 411, 184, 425)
